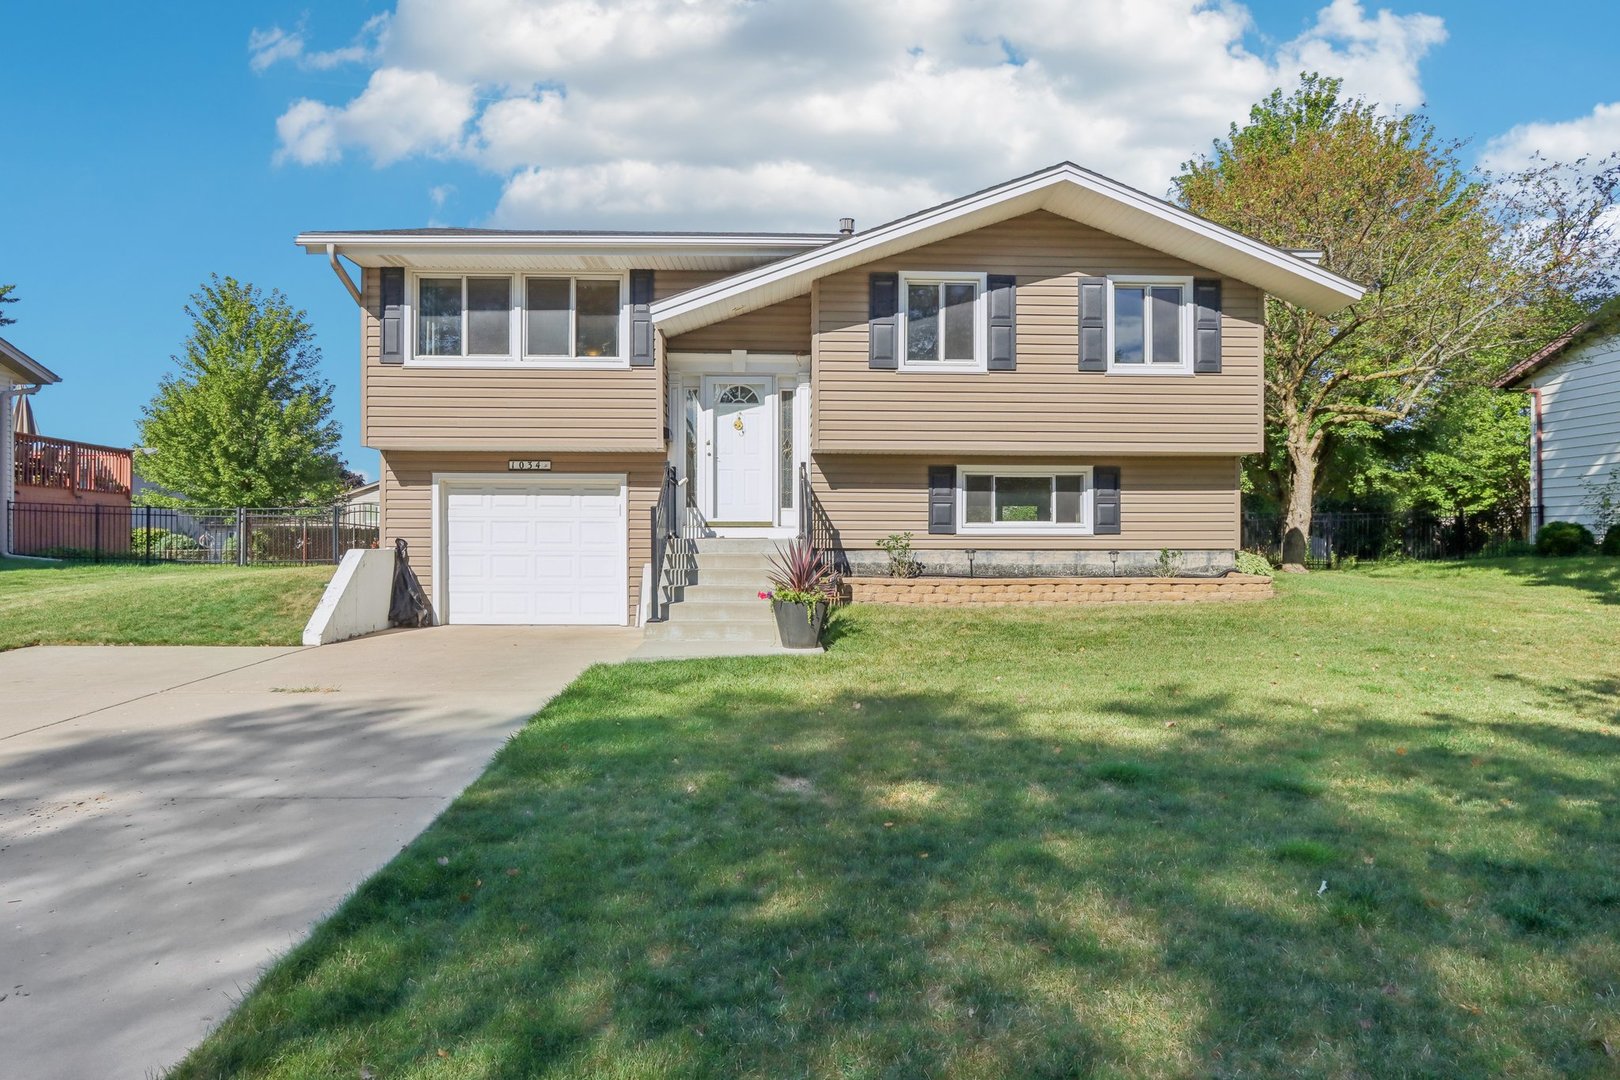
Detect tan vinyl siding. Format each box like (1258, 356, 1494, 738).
(379, 450, 665, 624)
(667, 294, 812, 354)
(812, 210, 1264, 455)
(657, 269, 812, 355)
(814, 454, 1240, 550)
(361, 268, 664, 452)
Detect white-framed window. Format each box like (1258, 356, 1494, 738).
(416, 275, 514, 359)
(899, 271, 987, 371)
(408, 272, 627, 366)
(523, 276, 625, 362)
(957, 465, 1093, 534)
(1107, 275, 1194, 374)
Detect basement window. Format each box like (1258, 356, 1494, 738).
(958, 466, 1092, 534)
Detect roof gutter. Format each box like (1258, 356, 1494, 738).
(327, 244, 364, 308)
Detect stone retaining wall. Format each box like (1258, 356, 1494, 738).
(844, 574, 1274, 605)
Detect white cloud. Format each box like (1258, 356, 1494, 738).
(264, 0, 1450, 228)
(249, 15, 389, 74)
(275, 68, 475, 166)
(493, 160, 947, 230)
(1482, 101, 1620, 174)
(1276, 0, 1445, 112)
(429, 183, 456, 209)
(247, 27, 305, 74)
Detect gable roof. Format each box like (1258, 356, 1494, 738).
(0, 334, 61, 386)
(1493, 309, 1620, 388)
(651, 162, 1366, 337)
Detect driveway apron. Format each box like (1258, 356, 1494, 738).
(0, 626, 640, 1079)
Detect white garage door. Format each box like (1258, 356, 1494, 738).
(443, 480, 626, 625)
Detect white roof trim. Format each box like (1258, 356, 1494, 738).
(651, 162, 1365, 336)
(297, 232, 831, 254)
(0, 335, 61, 385)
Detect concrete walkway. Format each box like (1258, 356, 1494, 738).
(0, 626, 640, 1079)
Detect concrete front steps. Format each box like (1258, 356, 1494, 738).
(636, 538, 819, 659)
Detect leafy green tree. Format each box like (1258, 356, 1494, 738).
(137, 276, 345, 507)
(1371, 388, 1530, 523)
(1174, 75, 1617, 569)
(0, 283, 17, 327)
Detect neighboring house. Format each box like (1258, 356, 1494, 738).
(343, 480, 379, 509)
(299, 162, 1362, 626)
(1494, 317, 1620, 533)
(1, 334, 64, 557)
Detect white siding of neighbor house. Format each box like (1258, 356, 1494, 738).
(1528, 331, 1620, 531)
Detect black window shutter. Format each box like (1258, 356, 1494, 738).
(1093, 465, 1121, 535)
(1078, 276, 1106, 371)
(987, 274, 1016, 371)
(629, 270, 655, 368)
(927, 465, 956, 535)
(1193, 278, 1222, 373)
(379, 267, 404, 365)
(869, 272, 899, 370)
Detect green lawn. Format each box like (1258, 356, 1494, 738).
(175, 559, 1619, 1079)
(0, 558, 333, 650)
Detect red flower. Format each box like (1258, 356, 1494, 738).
(758, 590, 773, 600)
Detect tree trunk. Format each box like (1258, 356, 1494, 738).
(1280, 426, 1320, 572)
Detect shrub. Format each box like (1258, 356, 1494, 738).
(1602, 525, 1620, 557)
(1233, 550, 1274, 577)
(874, 532, 923, 578)
(1534, 521, 1596, 557)
(130, 527, 201, 558)
(1153, 548, 1185, 578)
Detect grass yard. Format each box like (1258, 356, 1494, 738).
(175, 559, 1618, 1079)
(0, 557, 333, 650)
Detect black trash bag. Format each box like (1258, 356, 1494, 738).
(389, 537, 432, 627)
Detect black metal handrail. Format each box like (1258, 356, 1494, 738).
(649, 464, 679, 619)
(797, 462, 845, 573)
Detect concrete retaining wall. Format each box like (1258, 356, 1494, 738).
(303, 548, 395, 645)
(845, 574, 1273, 605)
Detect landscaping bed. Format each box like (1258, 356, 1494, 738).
(174, 558, 1619, 1078)
(0, 558, 333, 650)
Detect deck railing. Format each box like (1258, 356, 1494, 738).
(14, 434, 132, 495)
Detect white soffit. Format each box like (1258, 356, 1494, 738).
(651, 163, 1365, 336)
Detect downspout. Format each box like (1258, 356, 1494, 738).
(326, 244, 364, 307)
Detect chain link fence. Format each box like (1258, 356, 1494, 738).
(7, 501, 380, 565)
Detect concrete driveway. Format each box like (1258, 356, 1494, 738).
(0, 625, 641, 1079)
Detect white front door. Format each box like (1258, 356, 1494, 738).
(443, 479, 626, 625)
(709, 379, 773, 523)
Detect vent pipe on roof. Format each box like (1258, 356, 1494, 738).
(838, 217, 854, 236)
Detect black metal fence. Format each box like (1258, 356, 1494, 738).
(1242, 510, 1528, 569)
(6, 501, 380, 565)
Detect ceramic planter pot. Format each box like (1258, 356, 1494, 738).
(773, 600, 827, 648)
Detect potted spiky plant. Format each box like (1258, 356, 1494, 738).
(760, 539, 838, 648)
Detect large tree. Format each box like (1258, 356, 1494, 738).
(0, 283, 17, 327)
(1174, 75, 1617, 568)
(137, 276, 345, 507)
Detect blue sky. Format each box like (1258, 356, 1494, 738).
(4, 0, 1616, 483)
